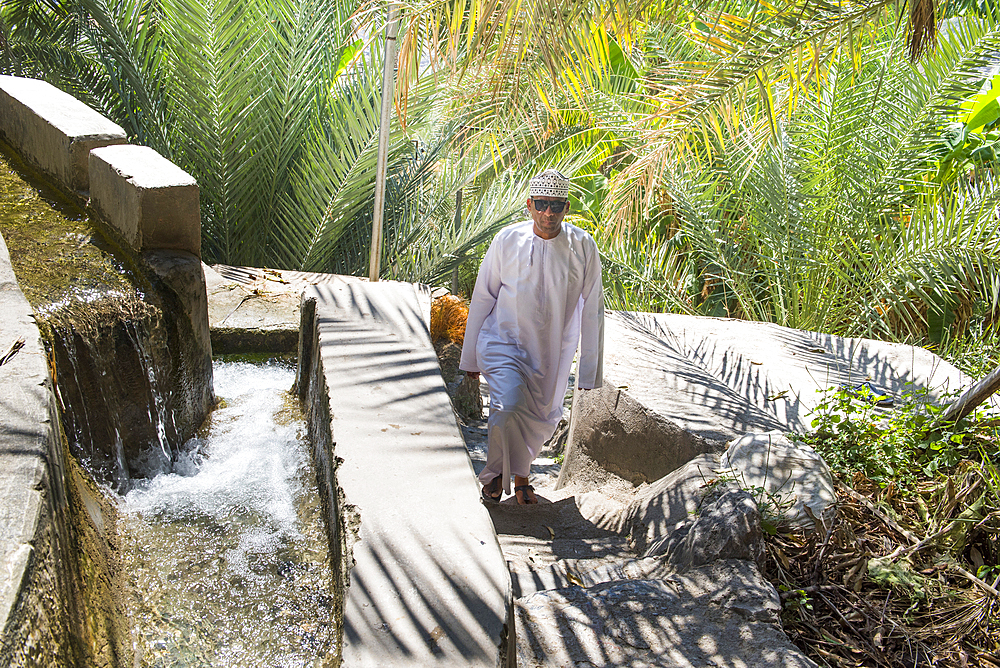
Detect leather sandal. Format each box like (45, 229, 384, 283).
(514, 484, 537, 505)
(481, 475, 502, 504)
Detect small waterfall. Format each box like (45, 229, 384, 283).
(119, 360, 337, 666)
(44, 291, 182, 491)
(4, 130, 335, 668)
(0, 141, 341, 668)
(2, 147, 209, 492)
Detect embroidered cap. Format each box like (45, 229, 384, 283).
(529, 169, 570, 199)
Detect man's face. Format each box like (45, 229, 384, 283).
(528, 197, 568, 240)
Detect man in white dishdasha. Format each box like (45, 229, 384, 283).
(460, 169, 604, 505)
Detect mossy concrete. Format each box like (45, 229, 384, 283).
(0, 226, 71, 665)
(0, 76, 212, 666)
(0, 227, 132, 667)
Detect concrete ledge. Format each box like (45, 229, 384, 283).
(142, 249, 215, 437)
(90, 145, 200, 257)
(297, 276, 512, 667)
(0, 75, 126, 192)
(205, 264, 301, 353)
(559, 311, 978, 489)
(0, 232, 73, 665)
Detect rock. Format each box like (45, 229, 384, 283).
(558, 311, 980, 492)
(621, 454, 722, 554)
(453, 371, 483, 419)
(644, 489, 764, 570)
(515, 559, 817, 667)
(557, 382, 720, 490)
(620, 431, 835, 556)
(719, 431, 836, 530)
(539, 419, 569, 459)
(143, 250, 214, 437)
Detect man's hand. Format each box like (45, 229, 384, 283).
(467, 371, 480, 380)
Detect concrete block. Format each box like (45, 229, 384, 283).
(205, 264, 302, 354)
(0, 75, 126, 191)
(89, 145, 200, 256)
(298, 276, 511, 667)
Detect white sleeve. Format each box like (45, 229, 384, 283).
(576, 237, 604, 388)
(459, 236, 502, 373)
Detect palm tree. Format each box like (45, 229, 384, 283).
(0, 0, 468, 275)
(4, 0, 999, 347)
(373, 0, 999, 346)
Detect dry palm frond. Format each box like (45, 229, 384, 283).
(763, 460, 1000, 665)
(430, 294, 469, 344)
(0, 338, 25, 367)
(908, 0, 937, 62)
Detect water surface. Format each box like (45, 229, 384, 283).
(120, 360, 337, 667)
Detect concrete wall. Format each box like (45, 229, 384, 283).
(0, 75, 127, 192)
(0, 229, 131, 668)
(295, 279, 514, 667)
(0, 75, 212, 666)
(0, 227, 76, 665)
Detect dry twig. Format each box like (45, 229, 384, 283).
(0, 338, 25, 367)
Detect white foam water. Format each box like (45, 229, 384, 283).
(120, 360, 337, 667)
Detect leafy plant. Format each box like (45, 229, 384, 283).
(798, 383, 996, 490)
(778, 585, 813, 620)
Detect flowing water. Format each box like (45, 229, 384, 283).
(119, 360, 337, 667)
(2, 139, 337, 666)
(1, 144, 201, 490)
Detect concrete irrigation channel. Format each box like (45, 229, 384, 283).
(0, 74, 510, 667)
(3, 73, 994, 668)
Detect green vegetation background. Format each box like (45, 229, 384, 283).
(1, 0, 998, 368)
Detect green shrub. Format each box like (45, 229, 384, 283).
(796, 384, 994, 491)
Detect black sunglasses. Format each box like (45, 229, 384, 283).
(532, 199, 567, 214)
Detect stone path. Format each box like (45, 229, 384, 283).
(204, 272, 970, 667)
(444, 308, 987, 667)
(447, 365, 819, 667)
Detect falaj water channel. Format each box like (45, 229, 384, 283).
(6, 74, 997, 666)
(1, 147, 338, 666)
(121, 360, 336, 666)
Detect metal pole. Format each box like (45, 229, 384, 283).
(368, 3, 400, 282)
